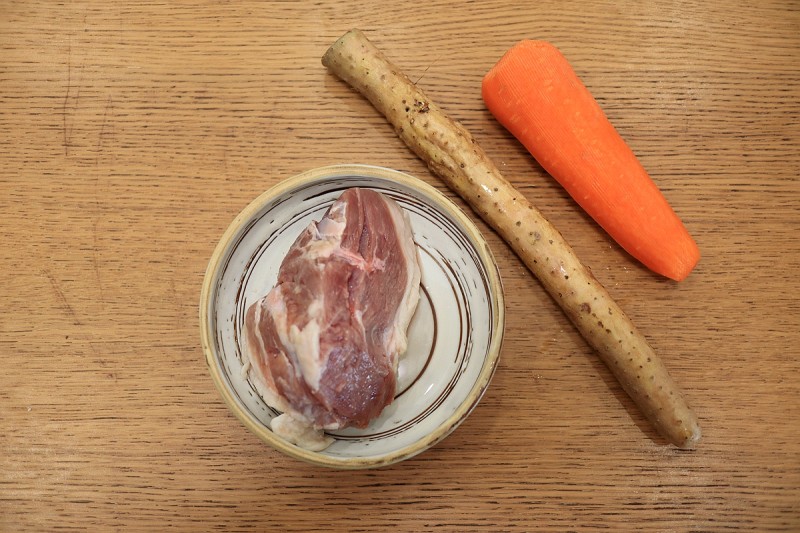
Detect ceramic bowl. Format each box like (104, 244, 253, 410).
(200, 164, 504, 469)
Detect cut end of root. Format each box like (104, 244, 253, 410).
(676, 423, 702, 449)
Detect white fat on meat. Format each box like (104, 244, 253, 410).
(287, 315, 323, 390)
(381, 195, 421, 360)
(270, 413, 334, 452)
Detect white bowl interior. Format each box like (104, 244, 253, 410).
(202, 166, 503, 467)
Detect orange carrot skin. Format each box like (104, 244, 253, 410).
(482, 41, 700, 281)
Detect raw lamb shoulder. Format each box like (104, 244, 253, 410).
(244, 188, 421, 450)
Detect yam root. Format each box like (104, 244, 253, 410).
(322, 29, 701, 448)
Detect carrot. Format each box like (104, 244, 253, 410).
(322, 29, 701, 448)
(482, 40, 700, 281)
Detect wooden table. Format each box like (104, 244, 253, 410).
(2, 1, 798, 530)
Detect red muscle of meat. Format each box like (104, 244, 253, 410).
(244, 188, 420, 449)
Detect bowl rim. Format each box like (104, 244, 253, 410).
(199, 164, 505, 469)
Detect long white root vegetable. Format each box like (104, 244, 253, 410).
(322, 29, 701, 448)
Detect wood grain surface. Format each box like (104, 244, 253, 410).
(2, 1, 798, 530)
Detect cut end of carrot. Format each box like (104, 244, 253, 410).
(660, 238, 701, 282)
(482, 39, 701, 282)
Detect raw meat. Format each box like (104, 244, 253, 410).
(244, 188, 421, 450)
